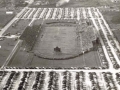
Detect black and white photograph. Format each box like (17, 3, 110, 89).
(0, 0, 120, 90)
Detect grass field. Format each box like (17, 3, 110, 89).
(33, 26, 81, 59)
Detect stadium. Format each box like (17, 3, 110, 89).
(8, 18, 104, 69)
(22, 19, 97, 60)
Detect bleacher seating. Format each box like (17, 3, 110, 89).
(20, 25, 41, 51)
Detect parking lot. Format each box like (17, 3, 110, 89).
(0, 70, 120, 90)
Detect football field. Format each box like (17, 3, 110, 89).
(33, 26, 82, 59)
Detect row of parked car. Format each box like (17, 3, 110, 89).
(0, 71, 119, 90)
(116, 72, 120, 85)
(95, 18, 120, 69)
(75, 71, 86, 90)
(97, 45, 109, 69)
(5, 66, 105, 70)
(32, 71, 45, 90)
(103, 72, 117, 90)
(89, 72, 101, 90)
(2, 71, 20, 90)
(18, 7, 100, 20)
